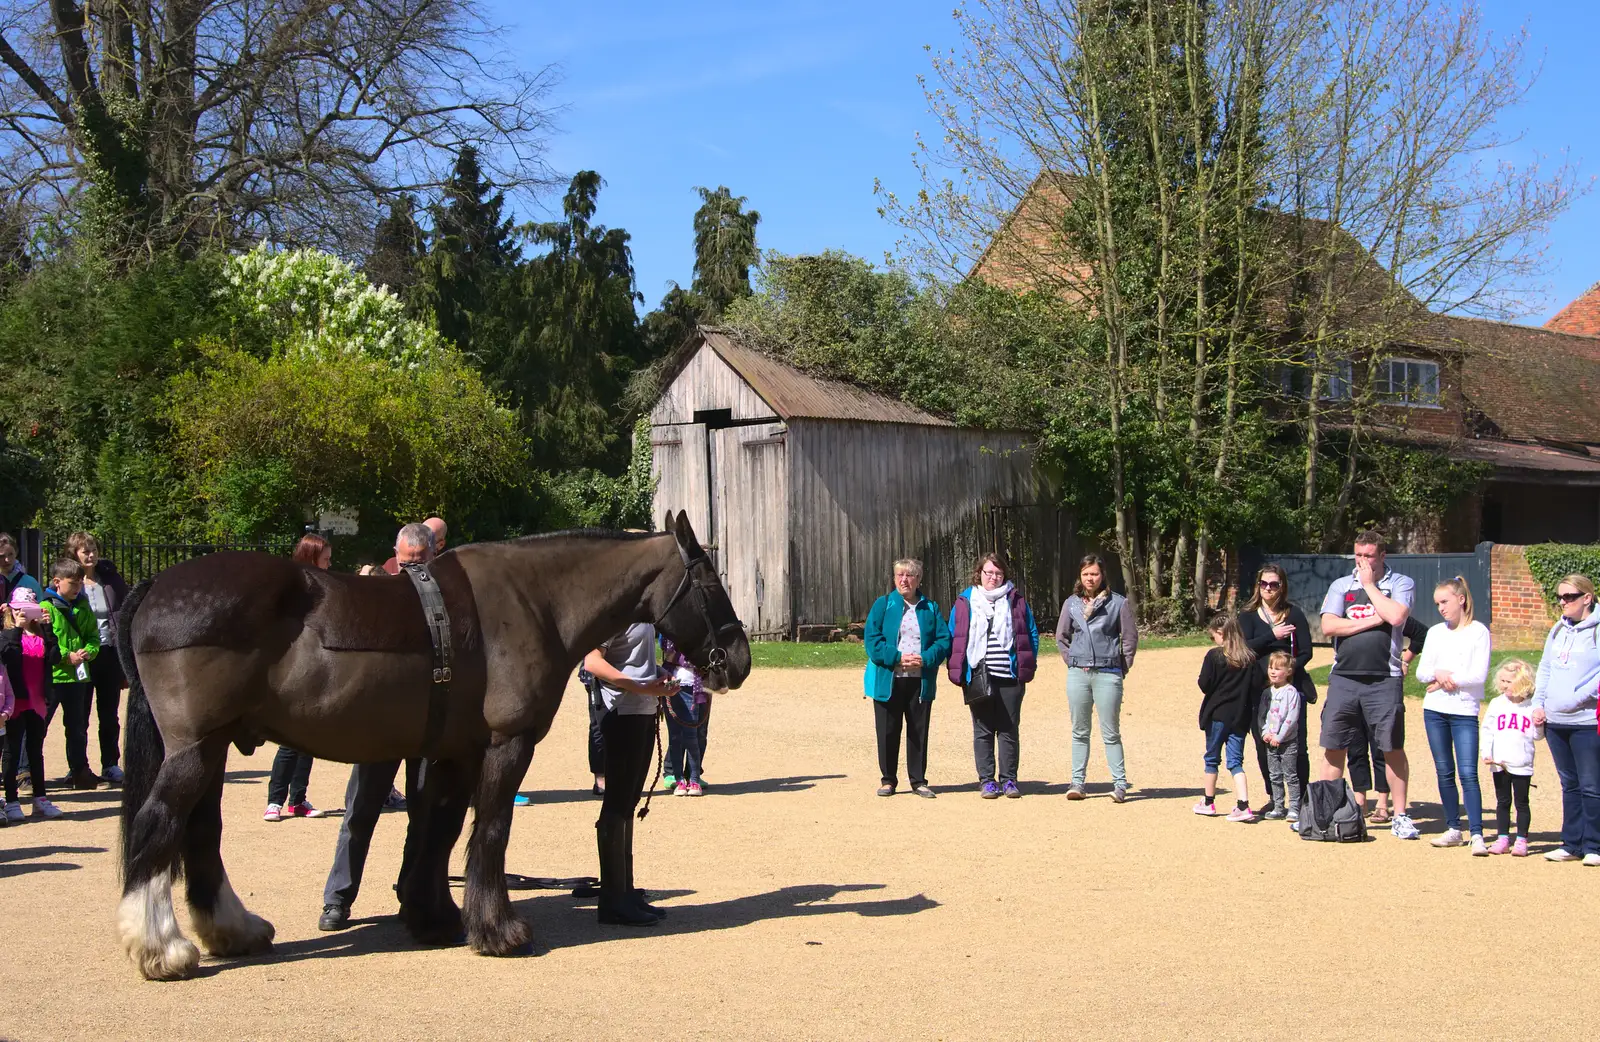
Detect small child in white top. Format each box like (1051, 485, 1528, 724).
(1260, 650, 1304, 824)
(1480, 659, 1543, 857)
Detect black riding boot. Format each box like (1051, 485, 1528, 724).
(596, 814, 659, 926)
(625, 817, 667, 919)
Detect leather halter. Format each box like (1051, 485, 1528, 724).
(657, 548, 743, 675)
(401, 562, 452, 757)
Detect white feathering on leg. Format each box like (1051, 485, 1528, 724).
(117, 868, 200, 981)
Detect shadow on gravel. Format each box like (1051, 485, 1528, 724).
(0, 844, 106, 878)
(191, 883, 937, 972)
(702, 774, 846, 796)
(518, 881, 939, 953)
(512, 774, 847, 806)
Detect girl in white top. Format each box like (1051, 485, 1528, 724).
(1415, 576, 1492, 853)
(1480, 659, 1542, 857)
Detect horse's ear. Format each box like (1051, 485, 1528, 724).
(673, 511, 704, 560)
(661, 510, 676, 533)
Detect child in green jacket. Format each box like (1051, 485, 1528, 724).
(42, 558, 101, 790)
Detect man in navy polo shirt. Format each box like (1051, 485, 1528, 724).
(1318, 530, 1420, 839)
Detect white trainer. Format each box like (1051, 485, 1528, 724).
(31, 797, 62, 819)
(3, 801, 22, 823)
(1390, 813, 1420, 840)
(1545, 848, 1580, 862)
(1584, 853, 1600, 867)
(1431, 828, 1464, 848)
(1469, 835, 1489, 856)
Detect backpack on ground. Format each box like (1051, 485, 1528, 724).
(1299, 779, 1368, 842)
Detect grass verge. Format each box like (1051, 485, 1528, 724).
(1308, 649, 1543, 701)
(750, 632, 1210, 670)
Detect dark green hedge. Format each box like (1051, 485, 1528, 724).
(1523, 544, 1600, 608)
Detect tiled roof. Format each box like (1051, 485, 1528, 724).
(1546, 282, 1600, 337)
(701, 329, 956, 427)
(1424, 315, 1600, 444)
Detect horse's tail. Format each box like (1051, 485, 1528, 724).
(118, 579, 164, 882)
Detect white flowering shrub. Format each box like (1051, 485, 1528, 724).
(221, 243, 441, 367)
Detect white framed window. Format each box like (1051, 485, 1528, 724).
(1378, 358, 1440, 407)
(1320, 360, 1353, 401)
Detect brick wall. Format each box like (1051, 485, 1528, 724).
(1490, 544, 1557, 648)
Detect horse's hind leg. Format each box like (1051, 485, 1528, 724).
(464, 731, 536, 956)
(118, 733, 229, 981)
(185, 753, 275, 958)
(399, 758, 473, 946)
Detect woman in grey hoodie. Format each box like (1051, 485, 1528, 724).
(1055, 554, 1138, 802)
(1532, 574, 1600, 865)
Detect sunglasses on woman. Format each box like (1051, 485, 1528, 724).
(1258, 580, 1282, 590)
(1558, 592, 1587, 604)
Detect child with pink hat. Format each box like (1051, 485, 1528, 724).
(1, 586, 63, 820)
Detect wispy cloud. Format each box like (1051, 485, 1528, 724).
(574, 32, 865, 107)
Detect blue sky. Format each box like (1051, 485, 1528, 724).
(488, 1, 1599, 323)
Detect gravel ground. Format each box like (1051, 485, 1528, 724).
(2, 644, 1595, 1041)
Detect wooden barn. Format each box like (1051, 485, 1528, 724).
(647, 328, 1059, 638)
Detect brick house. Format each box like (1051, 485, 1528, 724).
(974, 175, 1600, 550)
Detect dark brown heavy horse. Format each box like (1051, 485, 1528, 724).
(115, 513, 749, 980)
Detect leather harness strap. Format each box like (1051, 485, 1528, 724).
(401, 562, 452, 758)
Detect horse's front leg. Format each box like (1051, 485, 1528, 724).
(398, 757, 474, 946)
(463, 730, 536, 956)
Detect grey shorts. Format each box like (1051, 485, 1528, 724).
(1318, 674, 1405, 753)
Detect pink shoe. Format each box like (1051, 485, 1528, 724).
(1487, 835, 1511, 855)
(686, 781, 703, 797)
(1226, 805, 1258, 823)
(1511, 837, 1529, 857)
(285, 801, 326, 818)
(263, 804, 283, 822)
(1192, 801, 1218, 816)
(673, 780, 689, 796)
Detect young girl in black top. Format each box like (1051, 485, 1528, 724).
(1195, 614, 1261, 822)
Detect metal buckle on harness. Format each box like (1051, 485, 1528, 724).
(433, 666, 452, 684)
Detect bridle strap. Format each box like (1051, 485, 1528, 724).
(659, 558, 741, 671)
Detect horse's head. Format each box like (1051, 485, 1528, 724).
(655, 511, 751, 693)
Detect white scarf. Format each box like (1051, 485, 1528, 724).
(966, 582, 1015, 669)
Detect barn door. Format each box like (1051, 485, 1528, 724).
(650, 423, 712, 540)
(710, 423, 788, 636)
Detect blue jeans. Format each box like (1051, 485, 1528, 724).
(1067, 667, 1127, 785)
(1545, 723, 1600, 856)
(1203, 720, 1247, 774)
(665, 688, 706, 784)
(1423, 709, 1482, 834)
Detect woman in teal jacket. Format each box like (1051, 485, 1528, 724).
(864, 557, 951, 798)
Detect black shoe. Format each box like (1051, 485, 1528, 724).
(912, 784, 936, 799)
(71, 768, 102, 790)
(318, 904, 351, 931)
(876, 784, 895, 797)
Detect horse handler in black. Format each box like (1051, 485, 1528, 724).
(317, 522, 435, 932)
(584, 625, 678, 925)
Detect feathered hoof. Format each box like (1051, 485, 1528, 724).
(197, 913, 275, 958)
(467, 913, 534, 957)
(127, 933, 201, 982)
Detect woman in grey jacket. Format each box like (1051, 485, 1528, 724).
(1055, 554, 1138, 802)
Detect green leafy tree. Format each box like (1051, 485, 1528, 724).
(366, 196, 427, 302)
(496, 171, 643, 471)
(691, 185, 760, 317)
(420, 146, 521, 362)
(167, 341, 526, 552)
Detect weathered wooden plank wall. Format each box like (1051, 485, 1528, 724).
(650, 423, 712, 538)
(787, 419, 1045, 625)
(711, 422, 790, 637)
(649, 344, 778, 424)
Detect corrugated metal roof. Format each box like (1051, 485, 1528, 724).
(700, 329, 955, 427)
